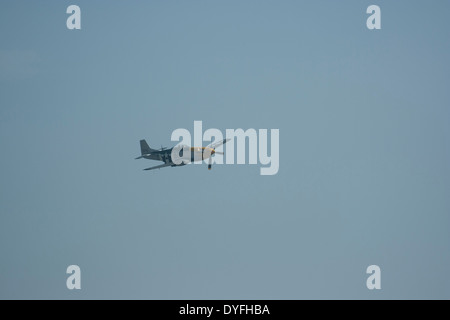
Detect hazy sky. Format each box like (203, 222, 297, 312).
(1, 1, 449, 299)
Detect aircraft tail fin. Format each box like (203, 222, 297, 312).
(140, 139, 155, 155)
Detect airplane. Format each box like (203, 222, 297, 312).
(135, 138, 230, 171)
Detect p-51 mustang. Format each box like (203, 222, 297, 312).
(135, 138, 230, 171)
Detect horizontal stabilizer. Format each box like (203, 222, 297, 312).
(143, 163, 172, 171)
(135, 153, 152, 160)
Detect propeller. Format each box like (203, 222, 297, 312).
(207, 149, 224, 170)
(205, 138, 230, 171)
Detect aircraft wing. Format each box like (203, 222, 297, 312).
(143, 163, 172, 171)
(206, 138, 231, 149)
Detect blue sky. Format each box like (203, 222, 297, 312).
(1, 1, 449, 299)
